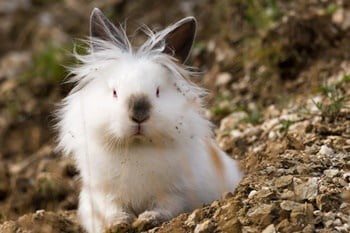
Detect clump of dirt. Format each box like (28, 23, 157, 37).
(0, 210, 83, 233)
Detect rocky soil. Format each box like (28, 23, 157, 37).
(0, 0, 349, 232)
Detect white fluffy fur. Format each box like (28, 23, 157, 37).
(56, 14, 242, 233)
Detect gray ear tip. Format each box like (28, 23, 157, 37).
(186, 16, 197, 22)
(181, 16, 197, 26)
(91, 8, 102, 18)
(92, 7, 101, 13)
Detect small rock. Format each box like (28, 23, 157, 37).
(248, 190, 257, 199)
(281, 190, 295, 200)
(261, 118, 280, 132)
(333, 218, 342, 226)
(255, 188, 274, 199)
(219, 112, 247, 131)
(211, 200, 220, 208)
(294, 177, 318, 201)
(247, 204, 273, 225)
(275, 175, 293, 188)
(268, 131, 277, 140)
(215, 72, 232, 86)
(194, 219, 214, 233)
(280, 113, 300, 122)
(185, 209, 203, 227)
(319, 145, 334, 156)
(280, 201, 303, 211)
(290, 203, 314, 224)
(324, 169, 339, 178)
(230, 130, 243, 139)
(262, 224, 276, 233)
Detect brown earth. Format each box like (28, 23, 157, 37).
(0, 0, 349, 232)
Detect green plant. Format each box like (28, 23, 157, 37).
(244, 0, 281, 31)
(243, 110, 262, 125)
(313, 83, 345, 120)
(22, 42, 76, 84)
(341, 74, 350, 82)
(234, 105, 262, 125)
(210, 106, 231, 117)
(280, 119, 294, 132)
(324, 4, 338, 15)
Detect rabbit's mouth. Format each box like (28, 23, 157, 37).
(133, 124, 145, 136)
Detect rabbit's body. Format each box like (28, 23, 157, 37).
(57, 8, 241, 233)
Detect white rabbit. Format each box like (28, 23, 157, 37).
(56, 8, 242, 233)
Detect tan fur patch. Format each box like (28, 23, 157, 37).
(207, 140, 224, 177)
(206, 139, 226, 192)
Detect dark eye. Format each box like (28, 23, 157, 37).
(156, 87, 160, 97)
(113, 89, 117, 98)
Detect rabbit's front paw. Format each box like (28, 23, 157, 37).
(104, 213, 134, 233)
(105, 221, 131, 233)
(132, 211, 163, 231)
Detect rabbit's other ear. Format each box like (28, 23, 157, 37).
(162, 17, 196, 63)
(90, 8, 129, 51)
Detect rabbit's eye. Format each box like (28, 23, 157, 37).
(113, 89, 117, 98)
(156, 87, 160, 98)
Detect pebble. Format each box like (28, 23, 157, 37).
(274, 175, 293, 188)
(215, 72, 232, 86)
(319, 145, 334, 156)
(261, 118, 280, 132)
(185, 209, 203, 227)
(324, 169, 339, 178)
(262, 224, 276, 233)
(280, 200, 302, 211)
(248, 190, 257, 199)
(194, 220, 214, 233)
(294, 177, 318, 201)
(219, 112, 247, 131)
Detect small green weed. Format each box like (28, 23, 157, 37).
(279, 119, 294, 132)
(244, 0, 281, 31)
(210, 107, 231, 118)
(243, 110, 262, 125)
(313, 82, 346, 120)
(324, 4, 338, 15)
(22, 42, 77, 84)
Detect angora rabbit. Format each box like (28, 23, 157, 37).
(56, 8, 242, 233)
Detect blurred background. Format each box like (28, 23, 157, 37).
(0, 0, 350, 232)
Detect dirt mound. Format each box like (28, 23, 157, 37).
(0, 210, 83, 233)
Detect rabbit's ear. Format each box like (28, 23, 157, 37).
(162, 17, 196, 63)
(90, 8, 129, 51)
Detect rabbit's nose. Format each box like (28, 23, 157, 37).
(131, 114, 149, 124)
(128, 94, 152, 124)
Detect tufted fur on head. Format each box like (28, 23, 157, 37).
(56, 8, 241, 233)
(56, 8, 210, 155)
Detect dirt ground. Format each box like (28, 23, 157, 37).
(0, 0, 349, 232)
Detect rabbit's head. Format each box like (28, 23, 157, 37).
(65, 9, 208, 149)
